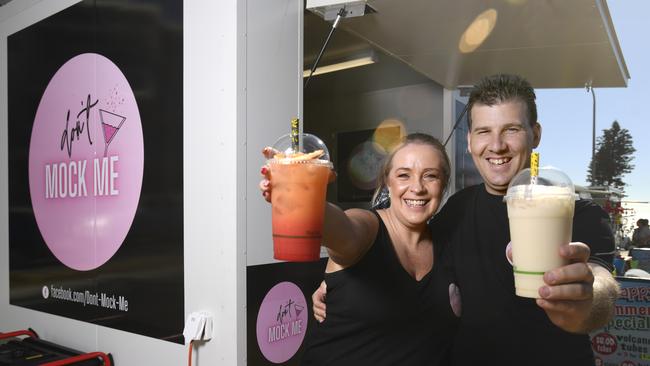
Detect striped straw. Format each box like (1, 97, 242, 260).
(291, 118, 299, 153)
(530, 152, 539, 185)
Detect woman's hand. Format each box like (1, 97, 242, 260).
(259, 147, 277, 203)
(259, 167, 272, 202)
(259, 147, 336, 203)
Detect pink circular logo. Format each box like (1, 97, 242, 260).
(28, 53, 144, 271)
(256, 281, 308, 363)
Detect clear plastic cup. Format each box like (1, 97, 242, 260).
(504, 167, 578, 298)
(268, 133, 332, 262)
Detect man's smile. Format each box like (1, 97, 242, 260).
(487, 157, 512, 166)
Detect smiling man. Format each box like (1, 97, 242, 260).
(310, 74, 619, 366)
(434, 74, 619, 365)
(467, 99, 540, 195)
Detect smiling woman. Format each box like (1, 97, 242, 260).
(375, 135, 450, 232)
(260, 133, 459, 366)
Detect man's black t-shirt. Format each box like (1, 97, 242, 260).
(431, 184, 615, 366)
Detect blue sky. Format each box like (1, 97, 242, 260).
(535, 0, 649, 230)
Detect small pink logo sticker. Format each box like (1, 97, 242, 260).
(28, 53, 144, 271)
(256, 281, 308, 364)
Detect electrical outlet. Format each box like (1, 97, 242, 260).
(183, 311, 214, 344)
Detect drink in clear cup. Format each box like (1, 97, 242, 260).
(504, 167, 577, 298)
(268, 133, 332, 262)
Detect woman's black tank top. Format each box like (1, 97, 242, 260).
(301, 211, 458, 366)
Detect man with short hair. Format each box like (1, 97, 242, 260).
(312, 74, 619, 366)
(433, 74, 618, 365)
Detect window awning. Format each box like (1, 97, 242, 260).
(330, 0, 629, 89)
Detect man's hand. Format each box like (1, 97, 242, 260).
(312, 281, 327, 323)
(535, 242, 618, 333)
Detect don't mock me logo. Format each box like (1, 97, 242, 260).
(256, 281, 308, 363)
(28, 53, 144, 271)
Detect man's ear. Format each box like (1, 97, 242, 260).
(466, 131, 472, 153)
(532, 122, 542, 148)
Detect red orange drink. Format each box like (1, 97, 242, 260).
(269, 151, 331, 262)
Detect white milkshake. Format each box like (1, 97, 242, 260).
(504, 168, 577, 298)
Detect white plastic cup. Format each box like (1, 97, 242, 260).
(504, 167, 577, 298)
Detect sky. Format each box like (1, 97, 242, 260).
(535, 0, 649, 234)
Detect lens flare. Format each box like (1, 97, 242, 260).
(459, 9, 498, 54)
(372, 119, 406, 153)
(346, 121, 406, 191)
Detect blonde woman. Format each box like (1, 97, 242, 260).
(260, 133, 459, 366)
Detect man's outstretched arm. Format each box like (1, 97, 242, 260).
(536, 243, 619, 334)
